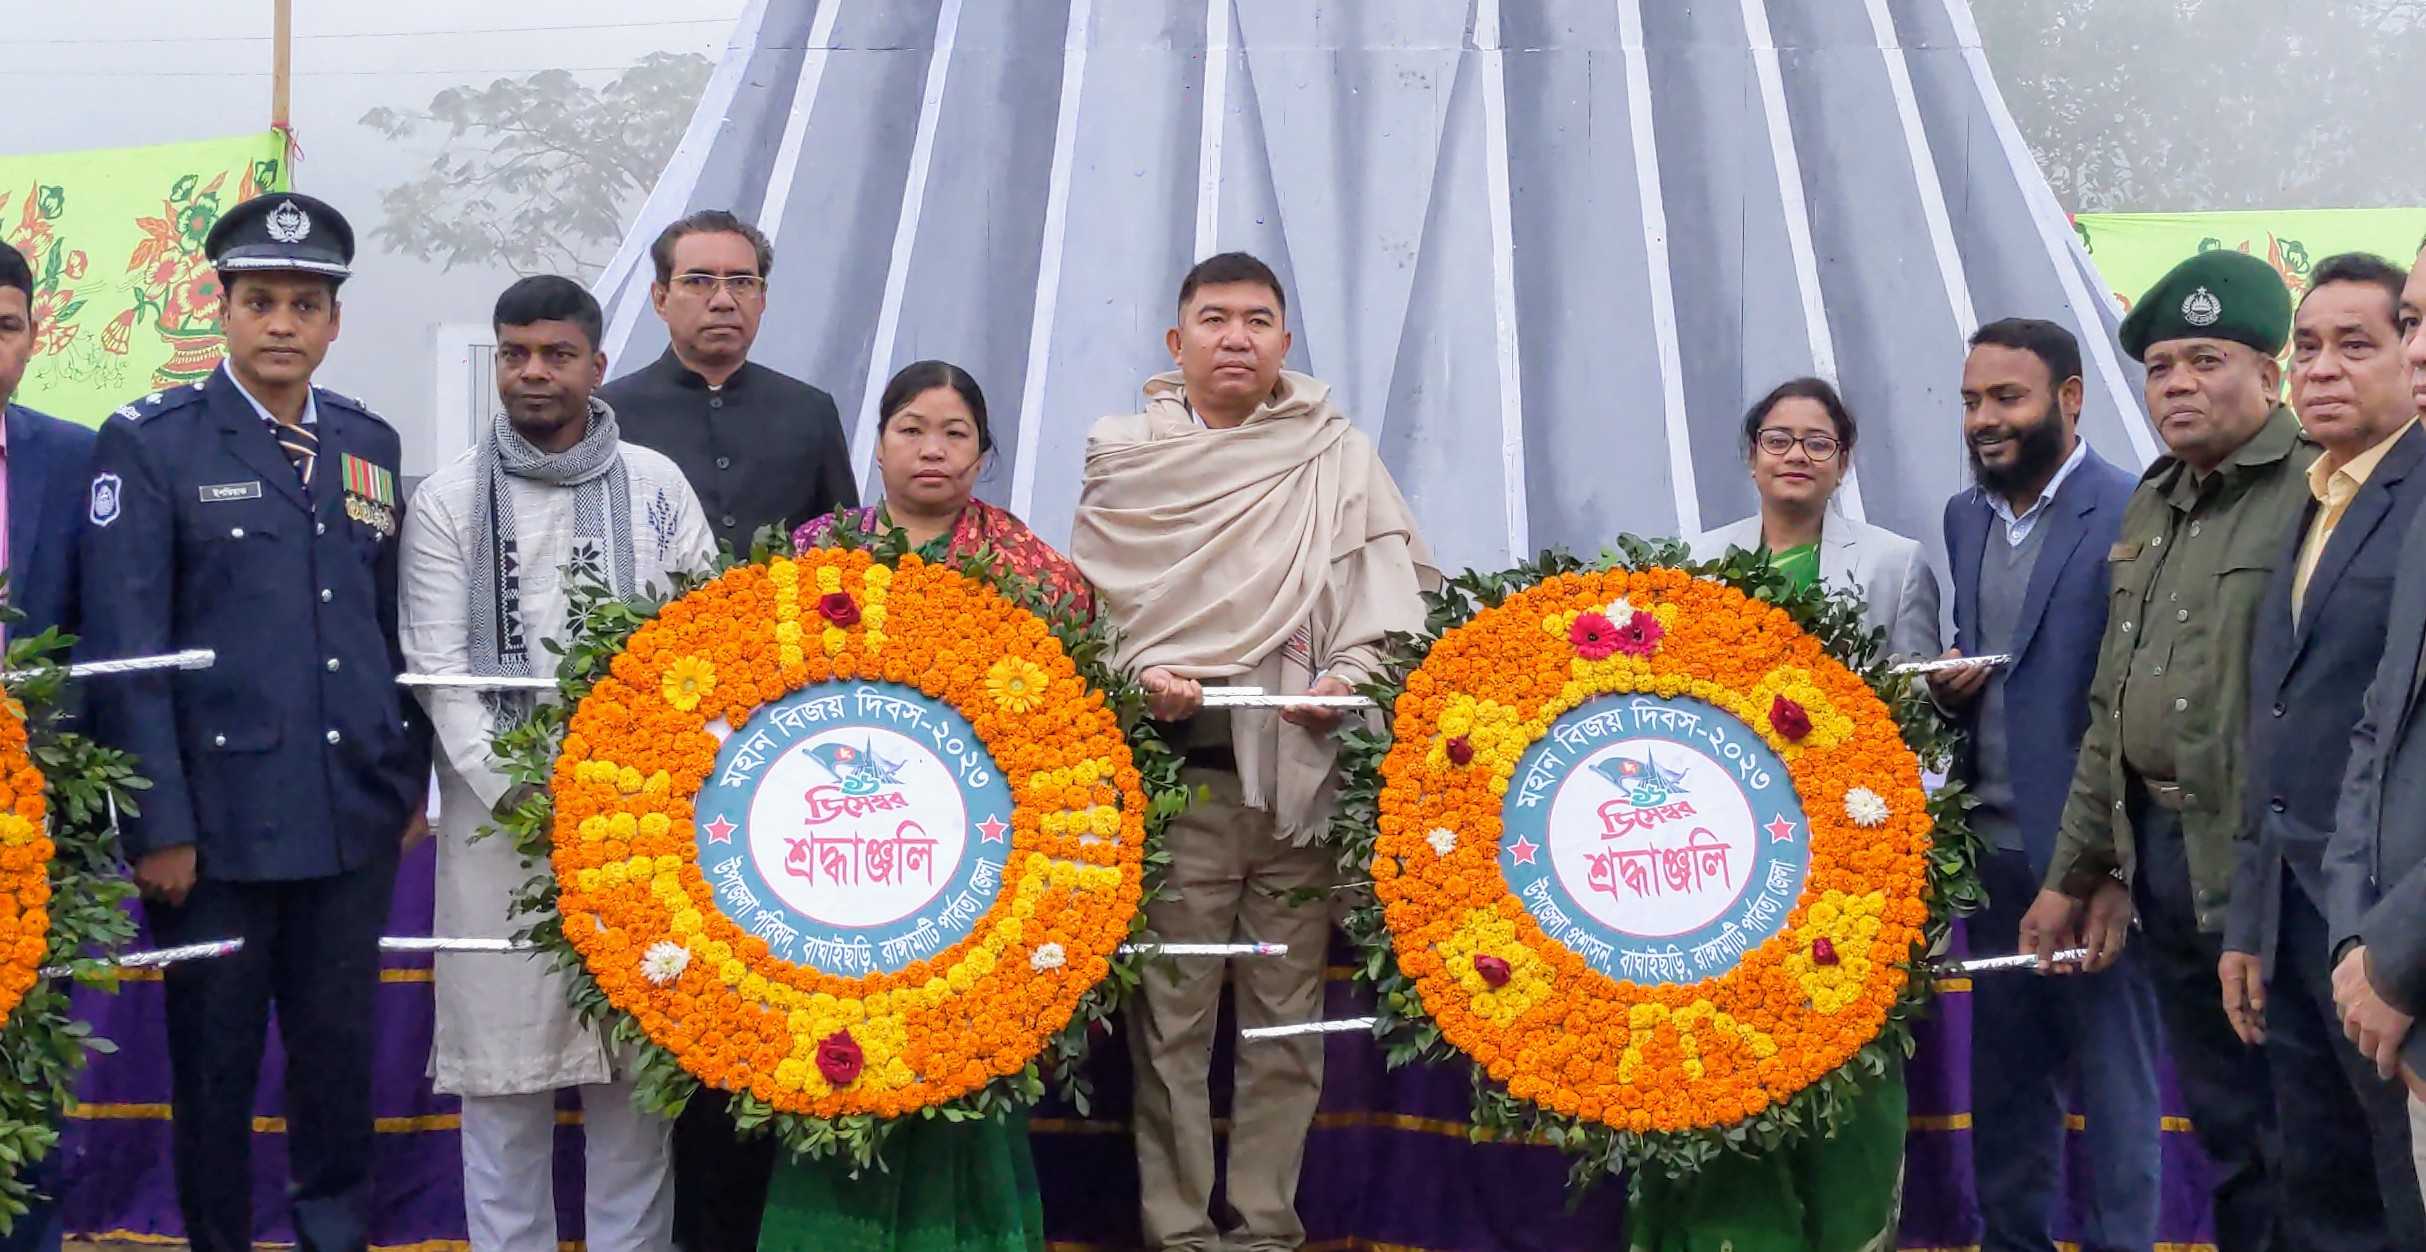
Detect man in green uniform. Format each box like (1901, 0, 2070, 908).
(2020, 249, 2315, 1252)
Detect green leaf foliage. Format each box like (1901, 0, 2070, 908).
(0, 601, 141, 1232)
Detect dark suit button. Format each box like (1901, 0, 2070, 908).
(716, 456, 732, 470)
(720, 514, 737, 529)
(2272, 703, 2285, 717)
(2269, 797, 2287, 813)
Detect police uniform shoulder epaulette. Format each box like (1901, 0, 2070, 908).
(109, 385, 209, 427)
(314, 388, 391, 428)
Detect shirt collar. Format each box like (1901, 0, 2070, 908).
(659, 348, 748, 393)
(2308, 417, 2418, 506)
(1986, 434, 2090, 526)
(2158, 404, 2305, 507)
(222, 360, 317, 427)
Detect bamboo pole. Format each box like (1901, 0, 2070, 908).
(271, 0, 292, 133)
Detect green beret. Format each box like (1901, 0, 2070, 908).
(2118, 249, 2290, 362)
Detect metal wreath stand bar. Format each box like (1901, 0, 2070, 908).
(26, 655, 2071, 1000)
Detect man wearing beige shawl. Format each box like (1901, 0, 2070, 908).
(1071, 252, 1437, 1251)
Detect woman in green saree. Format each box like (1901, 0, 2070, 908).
(764, 361, 1092, 1252)
(1651, 378, 1944, 1250)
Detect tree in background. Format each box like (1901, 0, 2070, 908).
(1980, 0, 2426, 212)
(360, 51, 710, 281)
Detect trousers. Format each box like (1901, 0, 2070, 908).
(460, 1080, 675, 1252)
(151, 854, 397, 1252)
(2260, 874, 2426, 1251)
(1969, 849, 2164, 1252)
(1127, 766, 1333, 1252)
(2129, 799, 2279, 1252)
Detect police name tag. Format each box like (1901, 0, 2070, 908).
(198, 481, 264, 504)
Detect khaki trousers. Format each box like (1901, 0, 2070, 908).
(1128, 766, 1334, 1252)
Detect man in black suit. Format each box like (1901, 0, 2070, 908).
(602, 210, 857, 560)
(2326, 236, 2426, 1206)
(599, 209, 856, 1251)
(2225, 251, 2426, 1251)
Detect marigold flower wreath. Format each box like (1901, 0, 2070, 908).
(491, 525, 1184, 1168)
(1330, 539, 1979, 1185)
(0, 615, 143, 1227)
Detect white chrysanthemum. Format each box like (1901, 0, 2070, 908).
(1605, 596, 1637, 621)
(1425, 827, 1458, 857)
(1031, 942, 1067, 972)
(640, 940, 691, 986)
(1844, 788, 1891, 828)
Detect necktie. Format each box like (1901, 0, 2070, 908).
(276, 421, 318, 489)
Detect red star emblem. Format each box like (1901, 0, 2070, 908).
(976, 815, 1008, 844)
(1765, 815, 1798, 845)
(704, 816, 737, 844)
(1507, 835, 1541, 866)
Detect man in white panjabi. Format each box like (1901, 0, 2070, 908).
(400, 277, 714, 1251)
(1072, 252, 1438, 1252)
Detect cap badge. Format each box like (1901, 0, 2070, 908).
(266, 199, 312, 244)
(2181, 285, 2222, 328)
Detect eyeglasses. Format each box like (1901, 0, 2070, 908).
(1754, 428, 1842, 462)
(670, 272, 767, 298)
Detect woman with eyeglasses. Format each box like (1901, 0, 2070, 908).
(1687, 376, 1941, 660)
(1631, 377, 1940, 1251)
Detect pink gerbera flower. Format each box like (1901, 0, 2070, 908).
(1612, 609, 1665, 657)
(1569, 612, 1620, 660)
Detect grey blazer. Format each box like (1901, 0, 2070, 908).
(1688, 513, 1944, 661)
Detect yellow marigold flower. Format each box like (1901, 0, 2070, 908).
(985, 656, 1050, 713)
(661, 655, 715, 712)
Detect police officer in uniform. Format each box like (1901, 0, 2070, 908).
(78, 193, 429, 1252)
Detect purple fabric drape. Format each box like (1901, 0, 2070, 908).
(55, 847, 2218, 1250)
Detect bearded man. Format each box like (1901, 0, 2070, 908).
(1931, 317, 2163, 1252)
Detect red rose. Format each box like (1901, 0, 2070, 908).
(816, 1029, 864, 1086)
(819, 592, 861, 627)
(1473, 954, 1512, 988)
(1568, 612, 1620, 661)
(1446, 736, 1476, 766)
(1769, 694, 1812, 742)
(1613, 609, 1665, 657)
(1812, 937, 1839, 967)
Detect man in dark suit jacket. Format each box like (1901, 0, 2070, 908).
(599, 209, 856, 1251)
(2223, 253, 2426, 1251)
(0, 239, 84, 1252)
(601, 209, 857, 564)
(1934, 318, 2163, 1252)
(2, 402, 90, 646)
(2323, 239, 2426, 1211)
(2, 237, 95, 648)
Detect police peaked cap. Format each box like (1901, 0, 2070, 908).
(205, 192, 355, 283)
